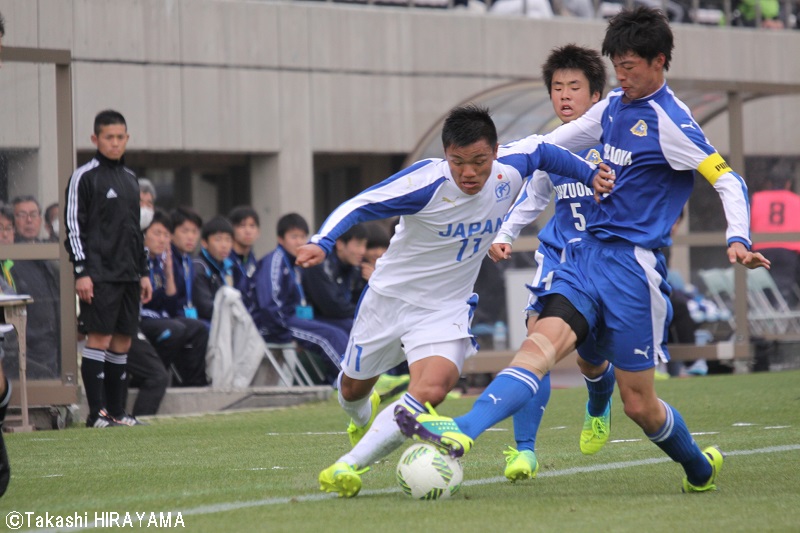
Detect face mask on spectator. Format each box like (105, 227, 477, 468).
(51, 220, 60, 237)
(140, 207, 154, 231)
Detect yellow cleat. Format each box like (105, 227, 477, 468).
(346, 390, 381, 448)
(580, 400, 611, 455)
(318, 462, 369, 498)
(682, 446, 724, 493)
(503, 446, 539, 482)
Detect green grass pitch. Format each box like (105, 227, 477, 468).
(2, 370, 799, 532)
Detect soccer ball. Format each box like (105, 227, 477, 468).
(396, 443, 463, 500)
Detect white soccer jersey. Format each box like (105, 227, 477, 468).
(310, 135, 598, 309)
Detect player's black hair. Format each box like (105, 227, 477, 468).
(228, 205, 260, 228)
(171, 206, 203, 231)
(338, 223, 368, 244)
(93, 109, 127, 136)
(542, 44, 607, 99)
(441, 104, 497, 151)
(277, 213, 309, 238)
(602, 6, 673, 71)
(0, 12, 6, 37)
(147, 209, 173, 233)
(201, 216, 234, 241)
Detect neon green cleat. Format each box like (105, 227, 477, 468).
(318, 462, 370, 498)
(580, 400, 611, 455)
(346, 390, 381, 448)
(394, 403, 473, 458)
(682, 446, 724, 493)
(503, 446, 539, 482)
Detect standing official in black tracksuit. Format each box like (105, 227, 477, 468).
(64, 110, 153, 428)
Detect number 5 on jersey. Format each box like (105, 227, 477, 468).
(570, 202, 586, 231)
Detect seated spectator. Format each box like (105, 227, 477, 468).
(43, 202, 59, 242)
(138, 178, 157, 231)
(254, 213, 348, 385)
(125, 330, 169, 417)
(140, 209, 208, 387)
(750, 171, 800, 307)
(12, 195, 44, 243)
(228, 206, 261, 315)
(193, 216, 235, 322)
(0, 204, 19, 374)
(170, 206, 203, 319)
(302, 224, 367, 333)
(5, 196, 60, 379)
(0, 205, 14, 288)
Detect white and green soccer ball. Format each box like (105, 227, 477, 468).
(396, 443, 463, 500)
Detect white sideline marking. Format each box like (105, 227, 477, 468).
(31, 444, 800, 532)
(609, 439, 641, 443)
(265, 431, 343, 436)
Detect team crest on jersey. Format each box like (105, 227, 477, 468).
(630, 120, 648, 137)
(495, 181, 511, 201)
(584, 149, 603, 165)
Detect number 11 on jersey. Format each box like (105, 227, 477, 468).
(456, 237, 482, 262)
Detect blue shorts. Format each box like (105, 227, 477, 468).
(537, 234, 673, 372)
(525, 241, 605, 367)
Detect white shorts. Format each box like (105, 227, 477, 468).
(341, 288, 478, 379)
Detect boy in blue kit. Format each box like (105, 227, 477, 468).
(140, 210, 208, 387)
(488, 44, 614, 482)
(228, 206, 261, 315)
(193, 216, 235, 323)
(254, 213, 348, 385)
(169, 207, 203, 320)
(397, 7, 770, 494)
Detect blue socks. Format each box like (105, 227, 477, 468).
(455, 367, 541, 440)
(584, 362, 615, 417)
(512, 372, 551, 453)
(648, 400, 711, 485)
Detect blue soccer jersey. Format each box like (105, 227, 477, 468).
(545, 84, 751, 251)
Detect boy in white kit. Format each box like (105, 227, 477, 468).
(295, 104, 610, 497)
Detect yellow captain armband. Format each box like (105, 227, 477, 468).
(697, 153, 731, 185)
